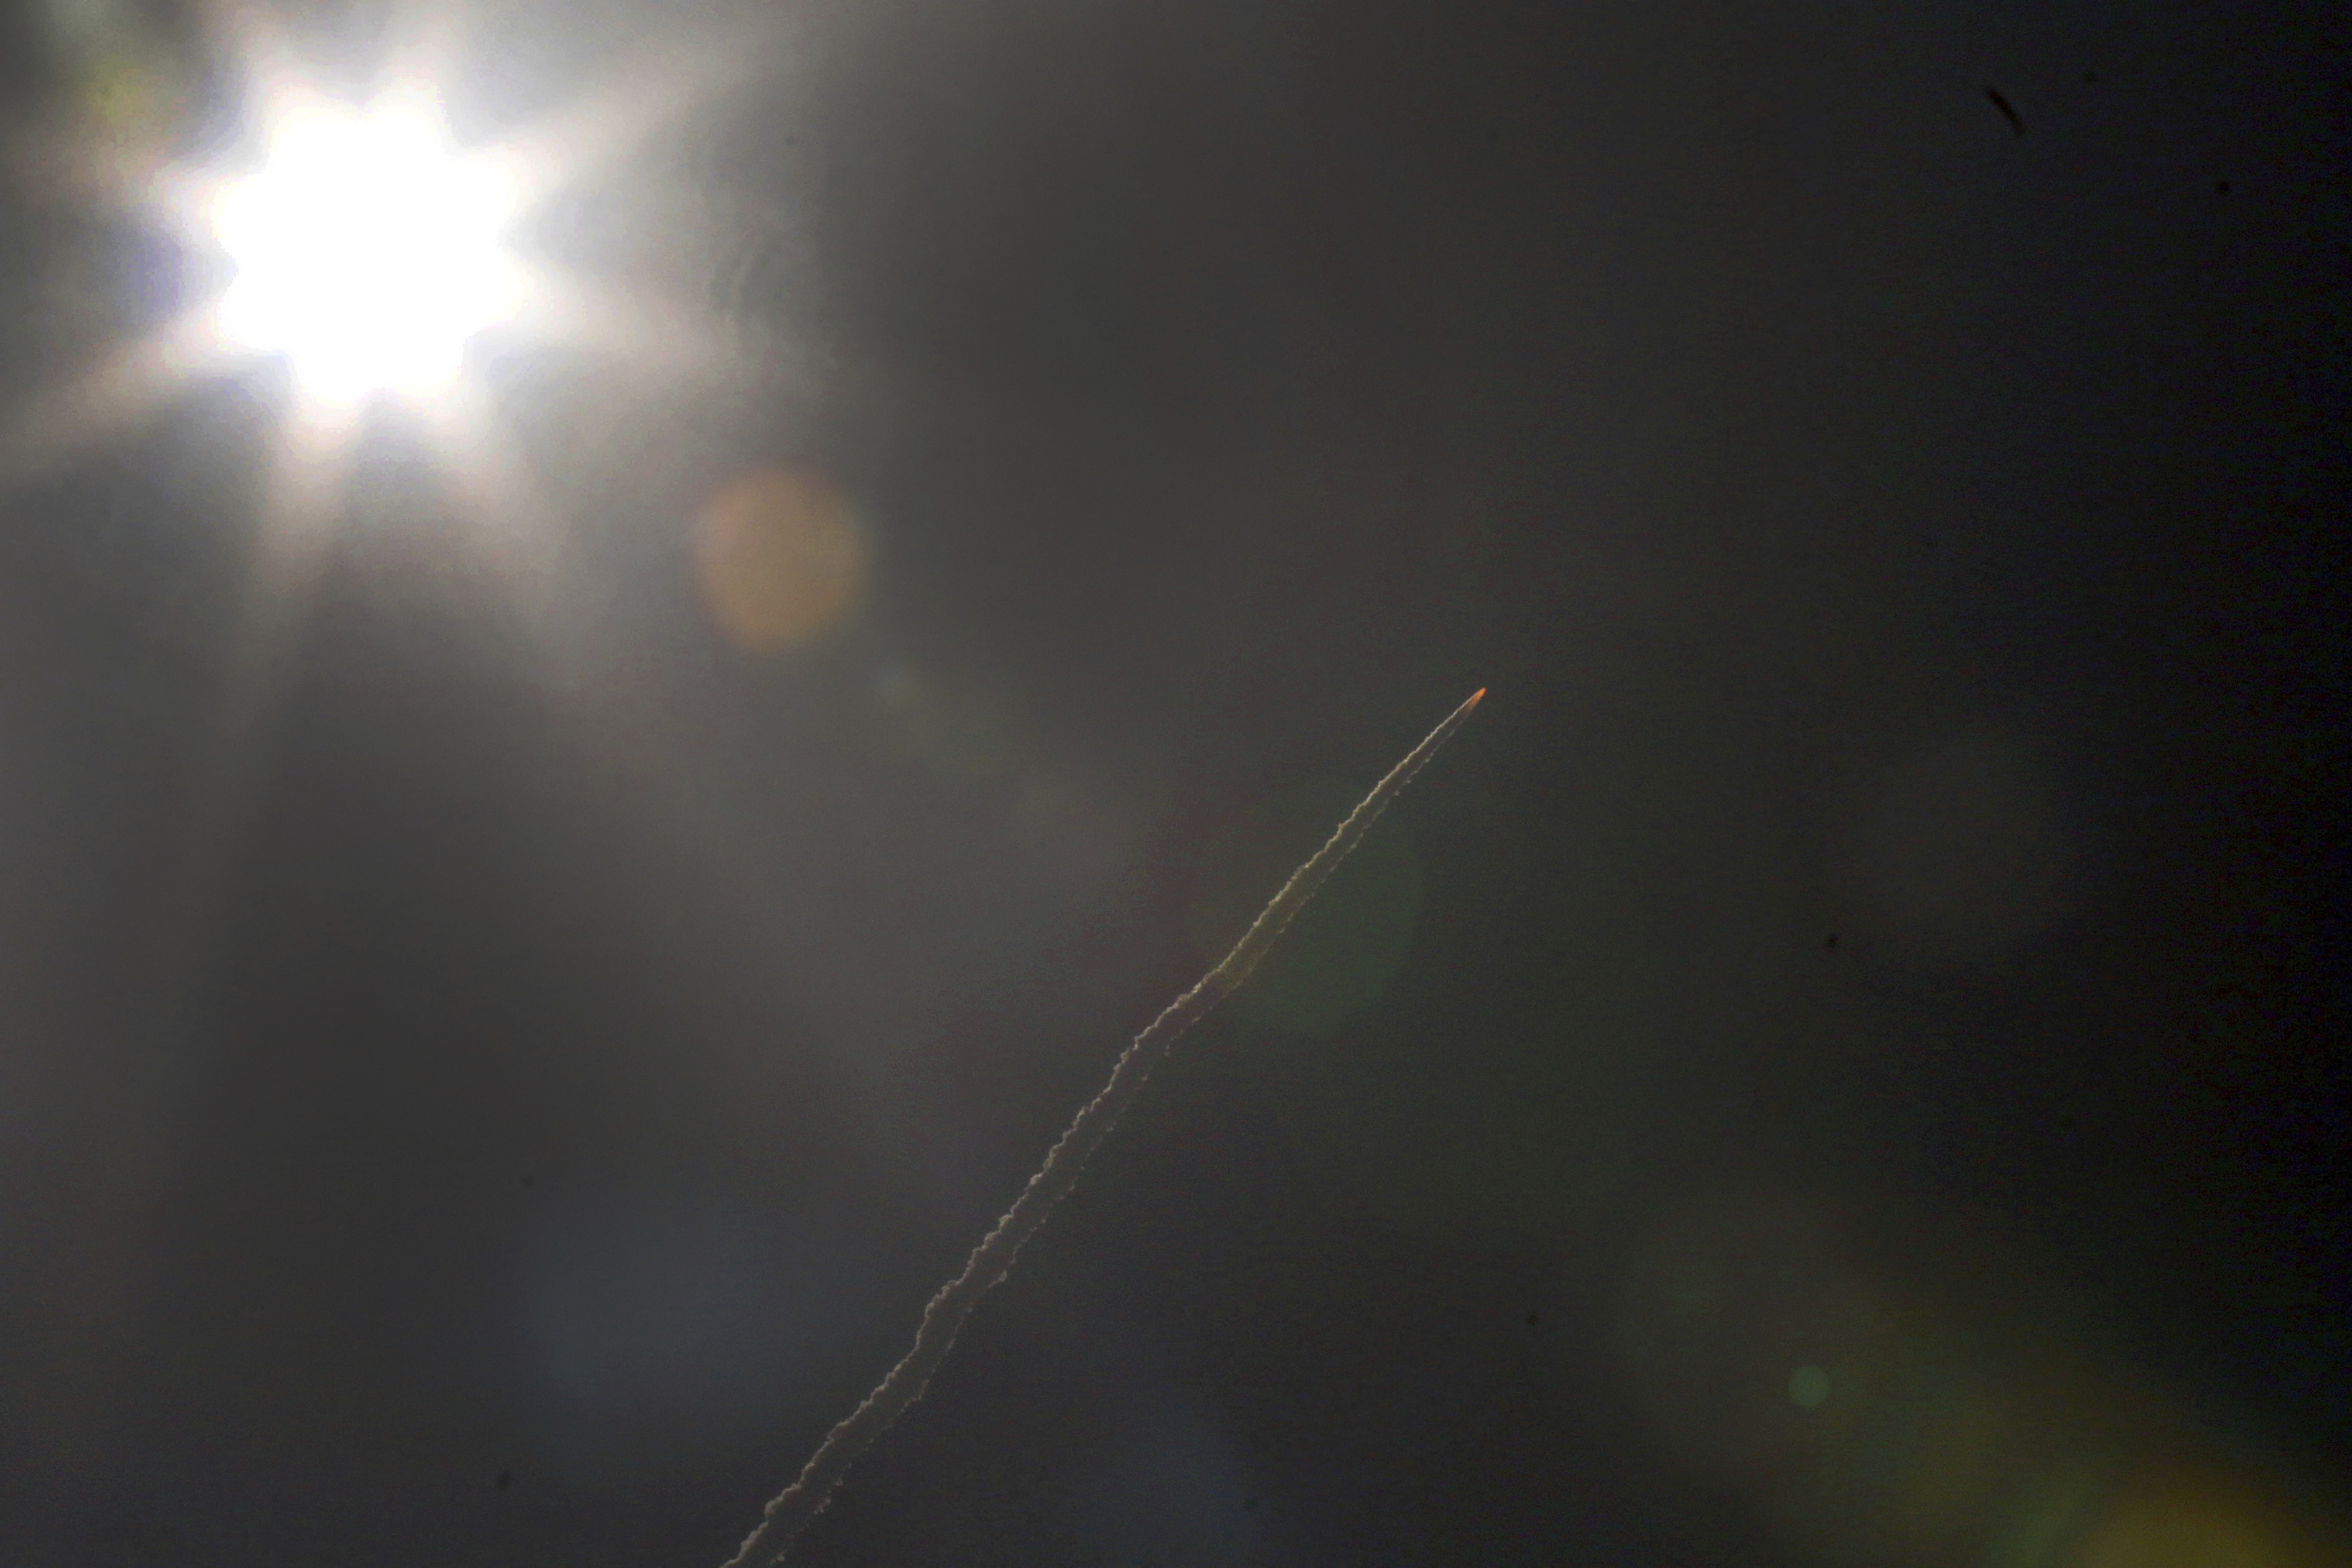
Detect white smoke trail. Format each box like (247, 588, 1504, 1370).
(722, 689, 1486, 1568)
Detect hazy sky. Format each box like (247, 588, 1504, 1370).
(1, 2, 2346, 1565)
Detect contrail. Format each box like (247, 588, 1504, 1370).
(722, 689, 1486, 1568)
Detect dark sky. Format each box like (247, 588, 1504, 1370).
(2, 1, 2348, 1565)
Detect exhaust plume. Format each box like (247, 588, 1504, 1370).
(723, 689, 1486, 1567)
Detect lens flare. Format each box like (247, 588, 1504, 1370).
(1616, 1188, 2351, 1568)
(694, 468, 867, 652)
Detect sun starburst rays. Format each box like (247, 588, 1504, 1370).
(211, 104, 520, 405)
(0, 0, 784, 1006)
(149, 386, 358, 991)
(3, 0, 773, 498)
(0, 302, 244, 492)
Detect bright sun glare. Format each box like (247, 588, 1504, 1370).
(209, 93, 521, 405)
(0, 9, 770, 501)
(0, 6, 781, 1019)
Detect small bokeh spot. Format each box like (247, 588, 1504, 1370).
(1789, 1364, 1831, 1409)
(693, 467, 867, 653)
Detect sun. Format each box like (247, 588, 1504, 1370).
(208, 89, 524, 406)
(0, 3, 789, 1004)
(0, 4, 778, 502)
